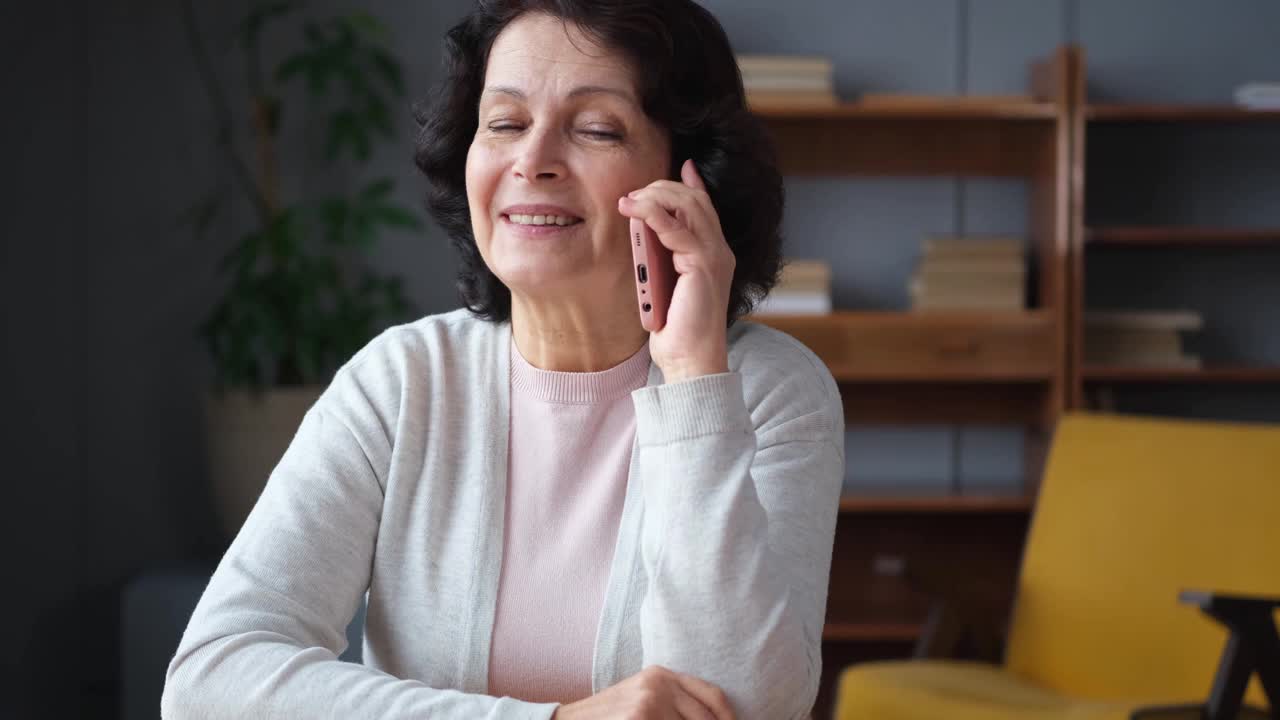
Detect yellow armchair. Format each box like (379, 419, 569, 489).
(834, 412, 1280, 720)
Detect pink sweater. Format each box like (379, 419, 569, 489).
(486, 337, 652, 704)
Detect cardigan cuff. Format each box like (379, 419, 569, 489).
(631, 372, 752, 446)
(490, 697, 559, 719)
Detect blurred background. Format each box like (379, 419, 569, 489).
(4, 1, 1278, 718)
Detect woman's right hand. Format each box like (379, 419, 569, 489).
(552, 665, 736, 720)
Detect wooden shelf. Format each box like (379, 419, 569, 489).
(750, 311, 1056, 383)
(753, 98, 1058, 121)
(1086, 104, 1280, 122)
(839, 492, 1034, 514)
(822, 621, 924, 642)
(755, 97, 1064, 176)
(778, 48, 1076, 720)
(1086, 227, 1280, 247)
(1083, 366, 1280, 383)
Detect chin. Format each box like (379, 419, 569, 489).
(495, 259, 590, 297)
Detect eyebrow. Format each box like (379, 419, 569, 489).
(483, 84, 636, 104)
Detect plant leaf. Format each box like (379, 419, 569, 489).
(370, 204, 422, 230)
(319, 197, 349, 244)
(344, 11, 388, 41)
(275, 52, 312, 84)
(363, 93, 393, 137)
(360, 178, 394, 201)
(303, 20, 325, 47)
(326, 111, 359, 162)
(338, 62, 368, 101)
(367, 48, 405, 96)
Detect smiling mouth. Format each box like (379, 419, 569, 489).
(503, 213, 584, 227)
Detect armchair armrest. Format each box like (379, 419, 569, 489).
(1181, 590, 1280, 720)
(1133, 590, 1279, 720)
(904, 560, 1007, 663)
(1179, 590, 1280, 616)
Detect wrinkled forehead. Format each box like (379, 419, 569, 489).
(484, 13, 639, 102)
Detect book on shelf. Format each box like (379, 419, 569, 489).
(1084, 310, 1203, 368)
(778, 259, 832, 284)
(746, 90, 839, 109)
(1086, 328, 1184, 357)
(736, 55, 833, 76)
(914, 256, 1026, 274)
(754, 291, 833, 315)
(1084, 310, 1204, 332)
(755, 259, 832, 316)
(1086, 350, 1203, 369)
(910, 290, 1025, 311)
(909, 235, 1026, 311)
(737, 53, 838, 109)
(1234, 82, 1280, 110)
(738, 74, 832, 92)
(909, 273, 1024, 295)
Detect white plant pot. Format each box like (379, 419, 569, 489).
(203, 385, 324, 541)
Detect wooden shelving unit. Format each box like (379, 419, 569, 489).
(753, 99, 1058, 120)
(1086, 104, 1280, 122)
(1067, 55, 1280, 406)
(838, 492, 1035, 514)
(754, 99, 1061, 177)
(822, 621, 924, 642)
(1086, 226, 1280, 247)
(751, 46, 1077, 719)
(1082, 366, 1280, 384)
(746, 45, 1276, 719)
(751, 311, 1056, 383)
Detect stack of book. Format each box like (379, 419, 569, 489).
(1234, 82, 1280, 110)
(1085, 310, 1203, 368)
(754, 259, 832, 315)
(908, 236, 1026, 311)
(736, 54, 838, 109)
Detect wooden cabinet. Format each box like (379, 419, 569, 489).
(749, 44, 1280, 718)
(1067, 57, 1280, 407)
(760, 311, 1056, 381)
(747, 46, 1080, 719)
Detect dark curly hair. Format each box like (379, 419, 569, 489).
(413, 0, 784, 326)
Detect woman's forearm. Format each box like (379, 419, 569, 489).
(631, 371, 843, 720)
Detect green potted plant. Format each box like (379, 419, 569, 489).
(181, 0, 421, 540)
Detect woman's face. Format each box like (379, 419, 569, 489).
(466, 13, 672, 309)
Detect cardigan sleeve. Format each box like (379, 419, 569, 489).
(629, 338, 844, 720)
(161, 388, 557, 720)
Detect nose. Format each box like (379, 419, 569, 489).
(511, 125, 567, 182)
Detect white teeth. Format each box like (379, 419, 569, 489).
(508, 213, 580, 226)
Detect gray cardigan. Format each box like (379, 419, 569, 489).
(162, 309, 845, 719)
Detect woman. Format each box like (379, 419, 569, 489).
(163, 1, 844, 718)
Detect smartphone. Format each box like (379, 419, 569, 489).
(630, 217, 675, 332)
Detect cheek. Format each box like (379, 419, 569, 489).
(464, 144, 489, 203)
(465, 145, 498, 241)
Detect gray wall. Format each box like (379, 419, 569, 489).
(4, 1, 1277, 717)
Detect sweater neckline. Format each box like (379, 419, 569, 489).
(509, 335, 651, 404)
